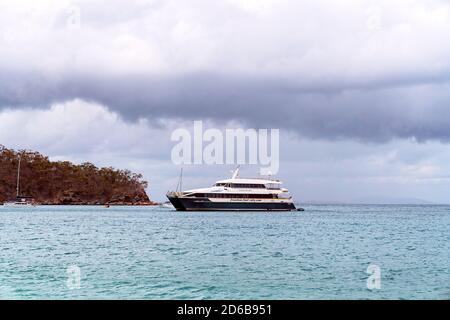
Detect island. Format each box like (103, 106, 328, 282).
(0, 145, 157, 205)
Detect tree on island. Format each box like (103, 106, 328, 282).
(0, 145, 154, 205)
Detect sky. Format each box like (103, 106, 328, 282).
(1, 0, 450, 203)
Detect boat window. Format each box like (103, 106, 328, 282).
(227, 183, 266, 188)
(201, 193, 275, 199)
(214, 183, 267, 188)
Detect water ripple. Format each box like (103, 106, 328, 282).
(0, 205, 449, 299)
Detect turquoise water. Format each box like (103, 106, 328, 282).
(0, 205, 449, 300)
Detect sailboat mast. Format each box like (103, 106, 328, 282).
(180, 167, 183, 192)
(16, 155, 21, 198)
(175, 167, 183, 192)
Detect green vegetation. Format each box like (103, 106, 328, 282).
(0, 145, 154, 205)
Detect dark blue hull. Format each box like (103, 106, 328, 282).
(167, 195, 297, 211)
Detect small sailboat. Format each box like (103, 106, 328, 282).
(3, 155, 34, 206)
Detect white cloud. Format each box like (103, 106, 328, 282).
(1, 0, 450, 80)
(0, 99, 176, 158)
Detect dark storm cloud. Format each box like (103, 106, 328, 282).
(2, 1, 450, 143)
(1, 71, 450, 143)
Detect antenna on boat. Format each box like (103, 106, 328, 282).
(231, 166, 240, 179)
(176, 167, 183, 192)
(180, 167, 183, 192)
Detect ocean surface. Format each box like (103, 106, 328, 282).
(0, 205, 449, 300)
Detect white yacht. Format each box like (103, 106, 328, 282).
(166, 168, 300, 211)
(3, 197, 34, 207)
